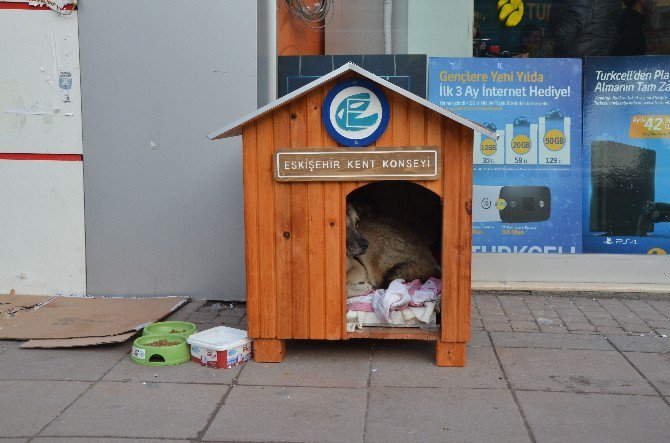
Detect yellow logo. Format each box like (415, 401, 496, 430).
(647, 248, 667, 255)
(497, 0, 524, 27)
(480, 138, 497, 156)
(543, 129, 566, 151)
(512, 134, 531, 155)
(496, 198, 508, 210)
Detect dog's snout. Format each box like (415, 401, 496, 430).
(360, 237, 369, 251)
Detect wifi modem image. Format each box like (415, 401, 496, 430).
(499, 186, 551, 222)
(473, 185, 551, 223)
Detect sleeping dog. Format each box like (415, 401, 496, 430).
(345, 202, 441, 297)
(346, 203, 374, 297)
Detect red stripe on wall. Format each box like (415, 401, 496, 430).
(0, 2, 75, 10)
(0, 153, 82, 161)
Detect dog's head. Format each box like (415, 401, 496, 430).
(346, 203, 369, 257)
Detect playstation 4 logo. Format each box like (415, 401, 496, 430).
(323, 79, 389, 147)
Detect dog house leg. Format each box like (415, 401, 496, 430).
(253, 338, 286, 363)
(435, 341, 466, 367)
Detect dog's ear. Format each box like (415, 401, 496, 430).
(346, 202, 360, 224)
(347, 201, 372, 220)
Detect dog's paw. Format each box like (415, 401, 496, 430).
(346, 282, 374, 298)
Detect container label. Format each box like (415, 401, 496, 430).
(131, 346, 145, 360)
(191, 345, 218, 363)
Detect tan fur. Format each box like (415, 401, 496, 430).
(346, 256, 374, 297)
(345, 203, 440, 297)
(355, 218, 441, 288)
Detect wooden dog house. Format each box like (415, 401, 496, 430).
(208, 63, 494, 366)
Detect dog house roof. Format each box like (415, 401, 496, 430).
(207, 63, 496, 140)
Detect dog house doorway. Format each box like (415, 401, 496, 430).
(346, 181, 443, 335)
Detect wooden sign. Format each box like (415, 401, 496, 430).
(273, 146, 441, 182)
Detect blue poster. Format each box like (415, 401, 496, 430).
(428, 58, 582, 253)
(583, 56, 670, 255)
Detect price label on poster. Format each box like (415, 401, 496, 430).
(629, 115, 670, 138)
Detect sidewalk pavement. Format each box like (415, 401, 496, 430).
(3, 293, 670, 442)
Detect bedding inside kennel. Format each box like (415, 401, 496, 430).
(207, 64, 495, 366)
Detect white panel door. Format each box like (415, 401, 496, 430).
(0, 159, 86, 295)
(0, 9, 82, 154)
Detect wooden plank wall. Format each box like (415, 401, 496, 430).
(243, 79, 472, 343)
(441, 123, 474, 344)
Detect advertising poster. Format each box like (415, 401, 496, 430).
(428, 58, 582, 253)
(583, 56, 670, 254)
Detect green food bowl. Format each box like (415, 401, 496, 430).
(130, 334, 191, 366)
(142, 321, 197, 338)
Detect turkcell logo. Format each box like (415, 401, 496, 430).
(323, 79, 389, 147)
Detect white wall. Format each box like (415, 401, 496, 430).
(407, 0, 473, 57)
(326, 0, 472, 56)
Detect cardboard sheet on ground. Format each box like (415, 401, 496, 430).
(0, 293, 188, 341)
(20, 331, 138, 348)
(0, 291, 52, 308)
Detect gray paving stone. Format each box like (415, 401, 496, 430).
(497, 348, 655, 395)
(0, 339, 22, 351)
(42, 382, 223, 439)
(370, 343, 506, 389)
(163, 300, 205, 321)
(608, 335, 670, 353)
(595, 326, 628, 336)
(366, 387, 530, 443)
(581, 310, 613, 318)
(621, 323, 654, 334)
(508, 313, 535, 321)
(649, 300, 670, 315)
(510, 321, 540, 332)
(203, 385, 366, 442)
(0, 346, 127, 381)
(529, 309, 559, 317)
(560, 316, 590, 325)
(0, 380, 90, 437)
(483, 322, 512, 332)
(237, 340, 371, 388)
(469, 329, 492, 347)
(624, 351, 670, 396)
(471, 317, 484, 330)
(565, 322, 596, 332)
(476, 307, 504, 315)
(103, 354, 242, 384)
(187, 311, 219, 324)
(481, 317, 509, 326)
(644, 318, 670, 328)
(490, 332, 613, 350)
(517, 391, 670, 443)
(587, 318, 619, 327)
(538, 325, 570, 334)
(33, 439, 187, 443)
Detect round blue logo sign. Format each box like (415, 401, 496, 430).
(322, 79, 390, 147)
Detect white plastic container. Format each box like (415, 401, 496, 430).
(187, 326, 252, 369)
